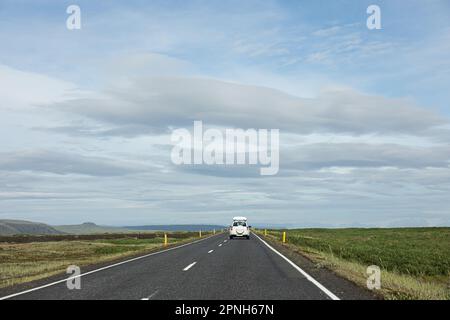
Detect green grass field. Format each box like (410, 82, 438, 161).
(263, 228, 450, 300)
(0, 234, 203, 289)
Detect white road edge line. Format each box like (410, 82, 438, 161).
(208, 250, 214, 254)
(141, 290, 159, 300)
(0, 233, 222, 300)
(182, 262, 197, 271)
(252, 232, 340, 301)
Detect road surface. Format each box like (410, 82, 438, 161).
(1, 233, 369, 300)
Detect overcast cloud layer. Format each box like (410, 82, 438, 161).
(1, 1, 450, 227)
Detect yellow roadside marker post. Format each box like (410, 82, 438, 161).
(264, 229, 267, 236)
(164, 233, 168, 246)
(199, 230, 202, 238)
(282, 231, 286, 243)
(213, 229, 216, 235)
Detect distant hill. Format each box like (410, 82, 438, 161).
(53, 222, 133, 235)
(0, 220, 226, 236)
(0, 219, 63, 236)
(124, 224, 226, 232)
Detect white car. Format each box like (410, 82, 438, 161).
(229, 216, 250, 239)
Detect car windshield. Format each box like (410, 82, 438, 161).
(233, 221, 246, 226)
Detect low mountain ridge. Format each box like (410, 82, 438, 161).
(0, 219, 63, 235)
(124, 224, 225, 232)
(0, 220, 226, 235)
(54, 222, 133, 234)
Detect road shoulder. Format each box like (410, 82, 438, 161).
(256, 233, 379, 300)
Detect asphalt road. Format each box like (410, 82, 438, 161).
(1, 233, 360, 300)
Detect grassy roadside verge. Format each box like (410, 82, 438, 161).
(0, 232, 213, 289)
(256, 228, 450, 300)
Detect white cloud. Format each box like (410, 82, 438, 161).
(49, 76, 447, 137)
(0, 65, 77, 110)
(0, 150, 143, 176)
(312, 26, 342, 37)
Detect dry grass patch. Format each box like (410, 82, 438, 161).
(0, 236, 195, 288)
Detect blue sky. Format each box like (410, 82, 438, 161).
(1, 0, 449, 103)
(0, 1, 450, 227)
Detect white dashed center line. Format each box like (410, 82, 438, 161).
(208, 250, 214, 254)
(218, 244, 222, 247)
(183, 262, 197, 271)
